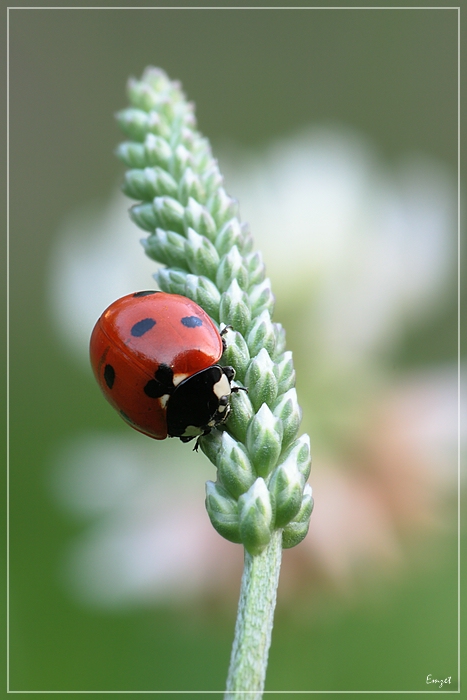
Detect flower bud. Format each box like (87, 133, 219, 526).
(139, 66, 170, 94)
(274, 351, 296, 394)
(273, 388, 302, 448)
(215, 218, 245, 257)
(240, 223, 254, 254)
(115, 108, 150, 142)
(282, 484, 314, 549)
(219, 279, 251, 337)
(143, 229, 187, 268)
(238, 478, 274, 555)
(121, 169, 151, 200)
(145, 166, 178, 198)
(127, 77, 159, 112)
(115, 141, 147, 169)
(144, 133, 172, 169)
(216, 246, 249, 293)
(273, 323, 287, 357)
(268, 453, 304, 528)
(249, 278, 275, 319)
(185, 274, 221, 321)
(202, 162, 223, 196)
(225, 388, 254, 444)
(179, 125, 195, 150)
(156, 97, 176, 124)
(129, 203, 158, 232)
(181, 104, 196, 130)
(245, 251, 266, 287)
(170, 143, 192, 181)
(221, 329, 250, 383)
(246, 309, 276, 358)
(178, 167, 206, 206)
(199, 429, 224, 466)
(184, 228, 220, 280)
(216, 433, 256, 500)
(244, 349, 278, 411)
(279, 434, 311, 483)
(155, 267, 188, 296)
(245, 404, 283, 478)
(208, 187, 238, 227)
(190, 134, 212, 169)
(153, 196, 185, 235)
(184, 198, 217, 242)
(181, 104, 195, 125)
(122, 167, 178, 201)
(146, 111, 171, 139)
(205, 481, 241, 544)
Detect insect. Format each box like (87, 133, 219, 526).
(90, 290, 243, 447)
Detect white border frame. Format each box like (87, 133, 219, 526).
(6, 5, 461, 694)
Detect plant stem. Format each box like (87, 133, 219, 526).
(225, 529, 283, 699)
(114, 68, 313, 695)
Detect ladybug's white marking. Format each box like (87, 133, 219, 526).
(173, 373, 190, 387)
(213, 373, 231, 402)
(158, 394, 171, 408)
(182, 425, 204, 437)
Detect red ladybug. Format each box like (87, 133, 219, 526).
(90, 291, 239, 445)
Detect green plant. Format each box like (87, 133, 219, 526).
(115, 67, 313, 699)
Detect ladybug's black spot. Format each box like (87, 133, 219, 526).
(104, 364, 115, 389)
(144, 363, 174, 398)
(144, 381, 165, 399)
(181, 315, 203, 328)
(131, 317, 156, 337)
(133, 290, 158, 297)
(155, 363, 174, 385)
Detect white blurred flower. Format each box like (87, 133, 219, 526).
(48, 193, 158, 364)
(50, 434, 243, 609)
(49, 126, 460, 609)
(220, 128, 456, 366)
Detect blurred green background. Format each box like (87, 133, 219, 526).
(8, 6, 461, 695)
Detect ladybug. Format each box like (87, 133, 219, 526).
(90, 290, 242, 446)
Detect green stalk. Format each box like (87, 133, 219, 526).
(114, 67, 313, 697)
(225, 529, 282, 699)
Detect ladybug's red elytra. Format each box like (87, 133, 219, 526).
(90, 291, 242, 446)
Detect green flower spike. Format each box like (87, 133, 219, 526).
(116, 66, 313, 700)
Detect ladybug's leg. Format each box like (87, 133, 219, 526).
(179, 435, 196, 444)
(231, 386, 248, 393)
(179, 433, 207, 452)
(220, 325, 233, 352)
(222, 365, 248, 393)
(193, 427, 213, 452)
